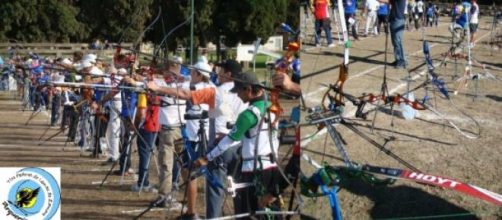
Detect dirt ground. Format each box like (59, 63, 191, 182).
(299, 10, 502, 220)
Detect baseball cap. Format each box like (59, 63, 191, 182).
(117, 68, 128, 75)
(193, 61, 212, 78)
(230, 72, 260, 93)
(82, 54, 97, 63)
(216, 59, 241, 76)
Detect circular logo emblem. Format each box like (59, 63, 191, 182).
(3, 168, 60, 220)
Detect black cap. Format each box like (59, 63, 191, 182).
(230, 72, 260, 93)
(216, 59, 241, 76)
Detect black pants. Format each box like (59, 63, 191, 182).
(377, 15, 388, 34)
(64, 106, 79, 141)
(345, 13, 359, 40)
(51, 93, 61, 126)
(93, 113, 108, 156)
(119, 123, 134, 172)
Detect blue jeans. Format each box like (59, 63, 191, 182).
(205, 145, 241, 218)
(314, 19, 333, 45)
(390, 19, 406, 66)
(137, 129, 156, 187)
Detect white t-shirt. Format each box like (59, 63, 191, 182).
(158, 80, 189, 127)
(470, 3, 479, 24)
(404, 1, 408, 14)
(416, 1, 424, 13)
(102, 75, 123, 102)
(214, 82, 248, 134)
(365, 0, 380, 12)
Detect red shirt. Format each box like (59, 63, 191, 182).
(139, 94, 160, 132)
(313, 0, 330, 20)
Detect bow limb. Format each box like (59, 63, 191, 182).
(153, 16, 192, 58)
(133, 7, 162, 51)
(135, 7, 162, 68)
(362, 164, 502, 207)
(337, 0, 350, 66)
(322, 64, 348, 112)
(320, 1, 351, 113)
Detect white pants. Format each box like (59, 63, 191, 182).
(365, 11, 378, 35)
(106, 101, 122, 160)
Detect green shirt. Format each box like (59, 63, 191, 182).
(228, 99, 268, 141)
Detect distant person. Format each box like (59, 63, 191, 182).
(377, 2, 390, 34)
(433, 5, 440, 27)
(416, 0, 425, 26)
(469, 0, 479, 47)
(364, 0, 380, 36)
(404, 0, 410, 30)
(426, 3, 435, 27)
(311, 0, 335, 47)
(344, 0, 360, 40)
(380, 0, 408, 69)
(407, 0, 414, 30)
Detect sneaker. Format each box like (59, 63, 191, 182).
(327, 43, 335, 48)
(150, 195, 182, 210)
(315, 44, 321, 48)
(172, 183, 180, 192)
(100, 158, 116, 166)
(131, 184, 158, 193)
(112, 168, 134, 176)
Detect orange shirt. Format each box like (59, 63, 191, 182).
(190, 87, 217, 109)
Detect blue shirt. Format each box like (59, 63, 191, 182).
(36, 74, 49, 85)
(390, 0, 406, 21)
(427, 6, 434, 16)
(377, 3, 389, 16)
(456, 2, 471, 28)
(94, 90, 104, 102)
(180, 66, 190, 77)
(121, 90, 137, 118)
(343, 0, 357, 14)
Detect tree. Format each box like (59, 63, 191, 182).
(145, 0, 214, 55)
(76, 0, 154, 43)
(0, 0, 83, 42)
(212, 0, 288, 47)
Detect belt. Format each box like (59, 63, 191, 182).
(161, 125, 179, 130)
(243, 154, 276, 163)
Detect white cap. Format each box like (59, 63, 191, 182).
(193, 61, 212, 78)
(90, 66, 104, 76)
(75, 63, 84, 71)
(197, 55, 208, 64)
(173, 56, 183, 64)
(61, 58, 72, 65)
(117, 68, 128, 75)
(81, 60, 93, 68)
(82, 54, 97, 63)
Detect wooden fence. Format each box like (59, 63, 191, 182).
(0, 43, 133, 58)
